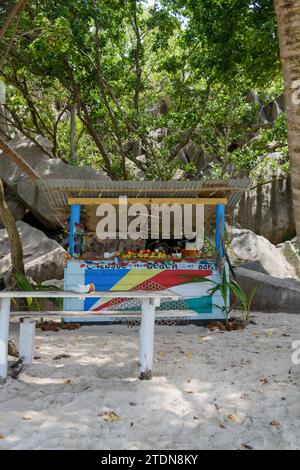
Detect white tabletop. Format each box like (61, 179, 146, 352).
(0, 290, 180, 300)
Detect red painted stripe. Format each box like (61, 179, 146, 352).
(90, 269, 212, 312)
(149, 270, 212, 288)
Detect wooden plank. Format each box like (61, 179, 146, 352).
(0, 290, 180, 299)
(47, 187, 239, 194)
(68, 197, 228, 206)
(11, 310, 197, 318)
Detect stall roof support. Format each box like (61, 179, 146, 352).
(69, 204, 81, 257)
(67, 197, 228, 206)
(215, 204, 225, 257)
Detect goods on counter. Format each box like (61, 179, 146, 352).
(121, 249, 168, 260)
(73, 283, 95, 293)
(181, 249, 199, 258)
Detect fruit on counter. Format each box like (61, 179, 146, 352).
(121, 249, 167, 259)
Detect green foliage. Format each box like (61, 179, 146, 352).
(230, 281, 256, 321)
(14, 272, 63, 311)
(196, 268, 256, 322)
(0, 0, 287, 181)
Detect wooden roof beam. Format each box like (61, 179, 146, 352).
(67, 197, 228, 206)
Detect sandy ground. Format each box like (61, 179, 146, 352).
(0, 313, 300, 450)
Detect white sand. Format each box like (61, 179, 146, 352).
(0, 313, 300, 450)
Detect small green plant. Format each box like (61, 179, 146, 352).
(15, 273, 63, 311)
(230, 281, 256, 321)
(195, 268, 256, 323)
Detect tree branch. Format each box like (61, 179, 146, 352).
(130, 0, 143, 115)
(0, 0, 28, 41)
(93, 14, 127, 178)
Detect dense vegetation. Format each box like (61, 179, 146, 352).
(0, 0, 288, 181)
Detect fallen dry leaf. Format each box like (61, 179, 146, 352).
(227, 414, 237, 421)
(208, 321, 226, 331)
(22, 417, 31, 421)
(39, 321, 61, 332)
(242, 443, 253, 450)
(260, 378, 269, 385)
(270, 420, 281, 428)
(100, 411, 120, 423)
(0, 433, 5, 439)
(53, 354, 71, 361)
(63, 323, 81, 330)
(185, 354, 193, 360)
(64, 379, 72, 385)
(8, 340, 19, 358)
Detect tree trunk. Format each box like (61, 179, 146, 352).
(0, 178, 25, 284)
(69, 104, 77, 162)
(274, 0, 300, 241)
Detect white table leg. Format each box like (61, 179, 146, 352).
(19, 317, 35, 365)
(0, 298, 11, 383)
(139, 298, 156, 380)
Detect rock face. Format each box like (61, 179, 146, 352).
(233, 175, 295, 245)
(277, 239, 300, 279)
(0, 221, 66, 284)
(0, 136, 110, 228)
(259, 94, 285, 125)
(234, 267, 300, 313)
(229, 228, 300, 281)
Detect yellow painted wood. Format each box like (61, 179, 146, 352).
(68, 197, 228, 206)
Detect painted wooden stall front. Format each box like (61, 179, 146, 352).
(64, 197, 228, 322)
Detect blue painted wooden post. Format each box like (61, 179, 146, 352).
(215, 204, 225, 257)
(69, 204, 81, 257)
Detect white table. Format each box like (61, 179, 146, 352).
(0, 290, 181, 382)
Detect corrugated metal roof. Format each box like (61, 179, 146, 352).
(38, 177, 250, 227)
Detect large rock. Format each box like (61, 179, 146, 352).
(0, 136, 110, 228)
(125, 158, 145, 180)
(183, 140, 206, 172)
(0, 221, 66, 284)
(229, 228, 300, 281)
(277, 239, 300, 279)
(234, 267, 300, 313)
(259, 94, 285, 125)
(0, 136, 51, 185)
(233, 174, 294, 244)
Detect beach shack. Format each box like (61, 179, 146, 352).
(42, 179, 249, 323)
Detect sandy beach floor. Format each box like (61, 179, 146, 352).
(0, 313, 300, 450)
